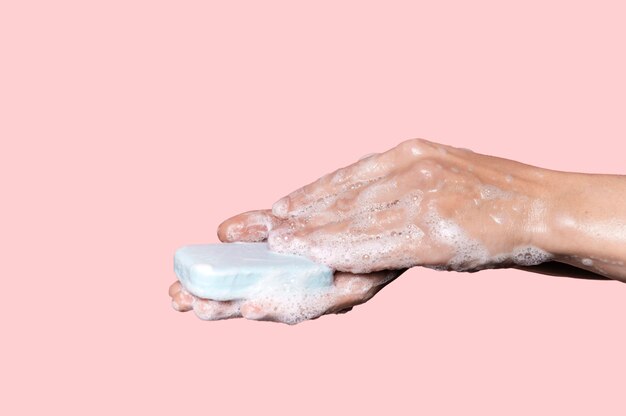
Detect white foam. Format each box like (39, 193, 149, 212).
(289, 194, 335, 217)
(269, 188, 432, 273)
(193, 298, 242, 321)
(356, 178, 398, 205)
(239, 269, 402, 324)
(272, 197, 289, 217)
(271, 190, 558, 277)
(245, 288, 334, 324)
(225, 211, 274, 241)
(510, 245, 553, 266)
(424, 202, 490, 271)
(479, 184, 511, 200)
(420, 202, 553, 271)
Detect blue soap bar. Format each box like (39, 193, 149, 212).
(174, 242, 334, 301)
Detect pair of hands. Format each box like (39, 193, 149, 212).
(170, 138, 561, 323)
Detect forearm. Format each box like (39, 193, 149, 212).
(538, 171, 626, 282)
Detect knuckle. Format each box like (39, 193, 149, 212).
(397, 138, 430, 155)
(330, 166, 351, 184)
(302, 182, 318, 195)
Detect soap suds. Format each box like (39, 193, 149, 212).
(510, 245, 553, 266)
(479, 184, 512, 200)
(424, 202, 490, 271)
(269, 189, 430, 273)
(271, 194, 556, 276)
(272, 197, 289, 217)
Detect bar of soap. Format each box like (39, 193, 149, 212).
(174, 242, 334, 301)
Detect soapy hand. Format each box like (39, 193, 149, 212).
(169, 138, 626, 324)
(264, 138, 555, 273)
(169, 209, 404, 324)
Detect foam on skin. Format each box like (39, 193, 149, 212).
(268, 191, 555, 274)
(265, 138, 559, 275)
(210, 139, 570, 321)
(171, 268, 401, 324)
(479, 184, 512, 200)
(269, 188, 431, 273)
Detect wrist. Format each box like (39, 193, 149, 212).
(524, 169, 576, 256)
(535, 171, 626, 280)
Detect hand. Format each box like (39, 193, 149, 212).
(265, 138, 556, 273)
(169, 209, 404, 324)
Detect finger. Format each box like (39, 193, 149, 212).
(239, 299, 300, 323)
(271, 139, 440, 220)
(240, 292, 333, 325)
(171, 286, 194, 312)
(169, 281, 182, 297)
(322, 273, 374, 314)
(327, 270, 405, 314)
(334, 306, 353, 314)
(268, 204, 425, 273)
(275, 160, 433, 244)
(217, 209, 283, 242)
(193, 298, 243, 321)
(271, 150, 401, 219)
(300, 175, 427, 230)
(240, 299, 300, 323)
(239, 301, 269, 321)
(334, 270, 402, 293)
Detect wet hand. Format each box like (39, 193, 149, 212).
(265, 138, 555, 273)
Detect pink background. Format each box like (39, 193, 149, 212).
(2, 1, 625, 414)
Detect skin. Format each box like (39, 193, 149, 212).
(169, 138, 626, 324)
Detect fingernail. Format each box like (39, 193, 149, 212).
(272, 197, 290, 218)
